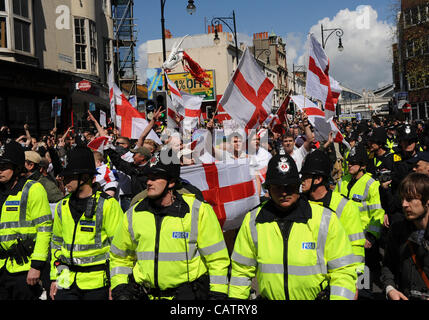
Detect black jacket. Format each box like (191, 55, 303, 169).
(381, 219, 429, 298)
(105, 148, 148, 197)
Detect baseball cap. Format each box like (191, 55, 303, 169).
(25, 151, 42, 164)
(131, 146, 152, 158)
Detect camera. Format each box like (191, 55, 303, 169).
(375, 169, 393, 183)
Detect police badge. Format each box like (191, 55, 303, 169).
(278, 157, 290, 174)
(149, 153, 160, 167)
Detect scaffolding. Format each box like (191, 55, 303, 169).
(112, 0, 137, 98)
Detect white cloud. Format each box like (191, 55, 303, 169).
(286, 5, 395, 91)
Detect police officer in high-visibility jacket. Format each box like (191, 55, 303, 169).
(0, 141, 52, 300)
(335, 143, 384, 298)
(110, 152, 230, 300)
(50, 146, 123, 300)
(229, 151, 359, 300)
(301, 150, 365, 275)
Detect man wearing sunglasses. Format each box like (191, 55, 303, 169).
(0, 141, 52, 300)
(229, 151, 358, 300)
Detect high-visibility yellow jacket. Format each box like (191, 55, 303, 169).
(0, 179, 52, 273)
(228, 199, 358, 300)
(310, 190, 365, 274)
(50, 192, 123, 290)
(335, 172, 384, 240)
(109, 193, 230, 298)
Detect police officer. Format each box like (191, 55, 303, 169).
(386, 125, 398, 154)
(301, 150, 365, 275)
(367, 127, 394, 178)
(335, 143, 385, 298)
(229, 151, 359, 300)
(110, 152, 230, 300)
(50, 146, 123, 300)
(0, 141, 52, 300)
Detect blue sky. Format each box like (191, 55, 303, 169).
(134, 1, 398, 91)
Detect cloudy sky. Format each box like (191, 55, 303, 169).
(134, 1, 398, 92)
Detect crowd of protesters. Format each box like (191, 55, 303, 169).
(1, 108, 429, 300)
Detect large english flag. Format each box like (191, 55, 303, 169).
(218, 48, 274, 132)
(306, 34, 341, 121)
(180, 160, 259, 231)
(108, 67, 161, 144)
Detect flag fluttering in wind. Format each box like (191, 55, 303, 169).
(218, 48, 274, 132)
(108, 67, 162, 144)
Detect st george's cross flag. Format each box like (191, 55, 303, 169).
(108, 67, 162, 144)
(180, 160, 259, 231)
(218, 48, 274, 132)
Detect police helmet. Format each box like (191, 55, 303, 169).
(300, 150, 332, 178)
(368, 127, 387, 146)
(397, 124, 417, 142)
(347, 143, 368, 166)
(144, 152, 180, 180)
(0, 141, 25, 168)
(264, 152, 300, 187)
(60, 146, 98, 176)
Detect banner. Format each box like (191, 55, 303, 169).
(147, 68, 163, 99)
(165, 70, 216, 102)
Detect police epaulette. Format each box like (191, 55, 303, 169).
(99, 192, 112, 200)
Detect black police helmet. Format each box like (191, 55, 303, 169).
(61, 146, 98, 176)
(368, 127, 387, 146)
(264, 152, 300, 187)
(397, 124, 417, 142)
(144, 152, 180, 180)
(300, 150, 332, 178)
(347, 143, 368, 166)
(0, 141, 25, 168)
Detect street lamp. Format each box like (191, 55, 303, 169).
(160, 0, 197, 88)
(211, 10, 239, 65)
(321, 24, 344, 52)
(186, 0, 196, 15)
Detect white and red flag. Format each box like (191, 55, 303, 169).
(108, 67, 161, 144)
(87, 136, 110, 153)
(291, 95, 350, 149)
(277, 95, 291, 124)
(218, 48, 274, 132)
(306, 34, 340, 121)
(180, 160, 259, 231)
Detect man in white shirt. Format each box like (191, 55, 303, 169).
(281, 114, 314, 172)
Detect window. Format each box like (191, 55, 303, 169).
(407, 40, 414, 58)
(421, 4, 428, 23)
(411, 7, 419, 24)
(409, 76, 416, 90)
(104, 38, 112, 82)
(14, 18, 29, 52)
(404, 10, 412, 26)
(89, 20, 97, 73)
(0, 0, 5, 12)
(13, 0, 28, 18)
(0, 17, 6, 48)
(74, 18, 87, 70)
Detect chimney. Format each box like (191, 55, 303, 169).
(165, 29, 172, 39)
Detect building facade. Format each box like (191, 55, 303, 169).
(392, 0, 429, 120)
(0, 0, 115, 136)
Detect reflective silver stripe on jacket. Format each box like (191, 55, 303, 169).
(110, 243, 135, 258)
(359, 203, 383, 212)
(331, 285, 355, 300)
(210, 275, 228, 285)
(335, 197, 348, 220)
(127, 204, 138, 243)
(229, 276, 252, 287)
(315, 208, 333, 275)
(0, 214, 51, 230)
(60, 252, 109, 265)
(111, 266, 133, 277)
(199, 240, 226, 256)
(349, 232, 365, 242)
(231, 251, 257, 267)
(136, 250, 200, 262)
(19, 180, 36, 223)
(362, 178, 375, 200)
(249, 208, 259, 252)
(327, 253, 357, 271)
(188, 199, 202, 259)
(0, 233, 36, 242)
